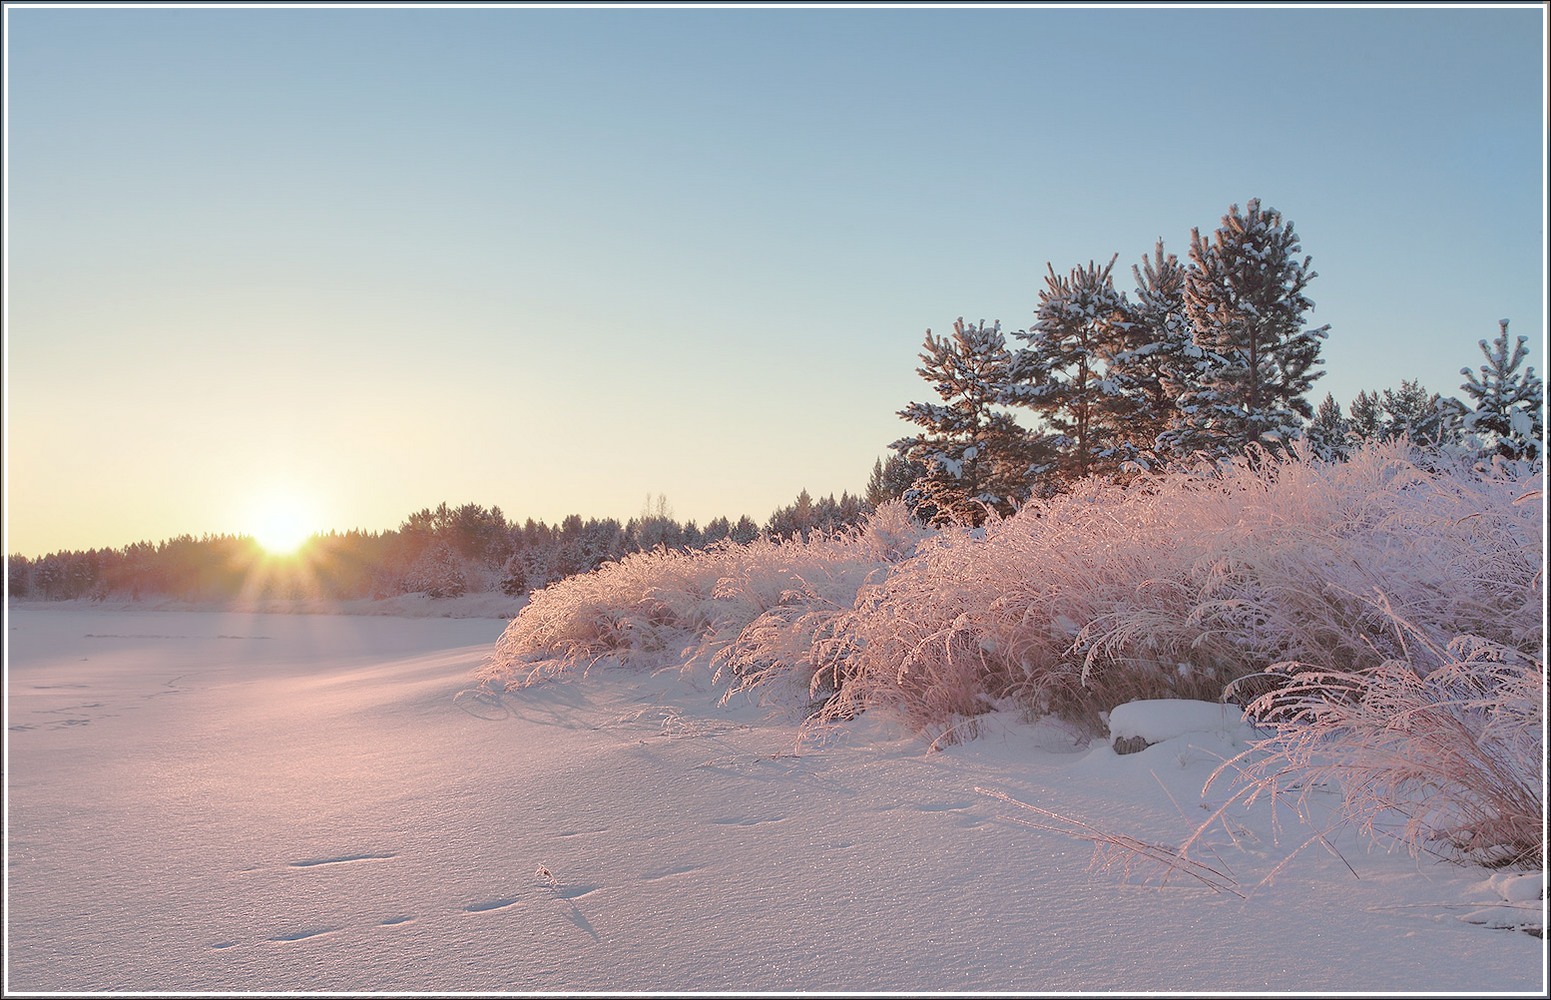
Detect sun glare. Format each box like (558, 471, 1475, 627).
(253, 505, 314, 556)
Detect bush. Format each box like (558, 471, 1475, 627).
(478, 501, 931, 698)
(1208, 604, 1544, 869)
(812, 440, 1541, 742)
(479, 439, 1543, 868)
(403, 541, 469, 599)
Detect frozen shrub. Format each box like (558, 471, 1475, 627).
(1207, 605, 1544, 869)
(403, 541, 470, 599)
(478, 502, 930, 694)
(813, 439, 1541, 743)
(478, 439, 1541, 871)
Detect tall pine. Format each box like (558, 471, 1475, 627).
(1163, 199, 1329, 459)
(896, 319, 1047, 525)
(1109, 240, 1201, 469)
(1005, 256, 1130, 481)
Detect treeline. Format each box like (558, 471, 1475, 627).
(5, 491, 873, 604)
(887, 199, 1544, 525)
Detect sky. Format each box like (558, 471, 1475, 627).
(4, 3, 1546, 558)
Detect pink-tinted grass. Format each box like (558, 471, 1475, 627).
(478, 502, 929, 696)
(814, 440, 1541, 743)
(977, 788, 1247, 897)
(1196, 603, 1544, 869)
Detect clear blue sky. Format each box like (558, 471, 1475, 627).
(4, 4, 1546, 557)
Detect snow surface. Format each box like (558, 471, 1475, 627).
(5, 607, 1545, 993)
(1106, 698, 1250, 745)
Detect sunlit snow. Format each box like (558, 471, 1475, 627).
(5, 606, 1544, 992)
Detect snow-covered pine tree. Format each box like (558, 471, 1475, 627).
(1109, 240, 1199, 469)
(1306, 391, 1351, 461)
(1005, 256, 1130, 481)
(1167, 199, 1329, 459)
(865, 453, 926, 509)
(1460, 319, 1544, 463)
(729, 515, 760, 545)
(1379, 379, 1462, 450)
(1346, 389, 1385, 447)
(764, 488, 817, 540)
(897, 318, 1043, 526)
(702, 516, 732, 545)
(403, 540, 468, 599)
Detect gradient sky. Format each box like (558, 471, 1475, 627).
(4, 4, 1546, 557)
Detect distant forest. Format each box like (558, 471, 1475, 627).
(5, 490, 875, 604)
(9, 199, 1543, 606)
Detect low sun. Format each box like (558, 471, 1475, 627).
(252, 503, 314, 556)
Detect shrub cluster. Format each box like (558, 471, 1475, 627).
(483, 439, 1543, 868)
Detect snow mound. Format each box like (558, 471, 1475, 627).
(1490, 871, 1546, 904)
(1106, 698, 1247, 745)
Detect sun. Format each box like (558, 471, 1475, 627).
(252, 503, 315, 556)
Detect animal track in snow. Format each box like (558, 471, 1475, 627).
(288, 852, 396, 869)
(639, 863, 701, 882)
(143, 676, 185, 700)
(269, 926, 341, 942)
(708, 815, 787, 827)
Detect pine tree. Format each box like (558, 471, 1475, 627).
(1110, 240, 1200, 469)
(1306, 391, 1350, 461)
(703, 516, 733, 545)
(729, 515, 760, 545)
(404, 540, 468, 598)
(765, 488, 819, 540)
(1379, 379, 1461, 450)
(897, 318, 1042, 526)
(1460, 319, 1544, 463)
(1165, 199, 1329, 459)
(1005, 257, 1130, 481)
(1347, 389, 1385, 446)
(865, 453, 926, 508)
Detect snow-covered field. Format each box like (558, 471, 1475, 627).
(5, 606, 1545, 993)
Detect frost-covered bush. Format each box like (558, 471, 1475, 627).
(478, 502, 930, 697)
(480, 439, 1542, 867)
(1211, 612, 1544, 869)
(402, 541, 471, 599)
(812, 439, 1542, 741)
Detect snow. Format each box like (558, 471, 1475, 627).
(1105, 698, 1250, 745)
(5, 606, 1545, 993)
